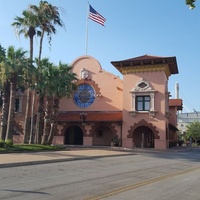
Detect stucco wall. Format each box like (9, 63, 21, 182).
(122, 71, 168, 147)
(59, 56, 123, 112)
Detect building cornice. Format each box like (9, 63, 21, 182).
(119, 64, 171, 77)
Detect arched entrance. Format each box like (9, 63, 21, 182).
(93, 126, 114, 146)
(133, 126, 154, 148)
(64, 125, 83, 145)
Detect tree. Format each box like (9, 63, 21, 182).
(29, 1, 65, 65)
(28, 68, 37, 144)
(186, 121, 200, 143)
(0, 44, 6, 62)
(0, 45, 9, 141)
(33, 58, 53, 143)
(12, 10, 39, 62)
(28, 1, 65, 142)
(47, 63, 77, 145)
(12, 1, 65, 144)
(12, 9, 40, 143)
(0, 79, 10, 141)
(186, 0, 196, 9)
(1, 46, 27, 141)
(39, 62, 77, 145)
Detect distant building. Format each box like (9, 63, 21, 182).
(177, 112, 200, 135)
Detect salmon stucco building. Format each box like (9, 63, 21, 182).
(49, 54, 182, 149)
(12, 54, 182, 150)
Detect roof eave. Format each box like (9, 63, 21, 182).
(111, 56, 179, 75)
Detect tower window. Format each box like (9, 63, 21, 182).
(136, 96, 150, 111)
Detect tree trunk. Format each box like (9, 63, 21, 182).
(35, 31, 45, 144)
(29, 31, 35, 62)
(6, 76, 16, 141)
(29, 87, 36, 144)
(24, 27, 35, 143)
(47, 123, 57, 145)
(47, 97, 59, 145)
(41, 96, 53, 145)
(0, 81, 10, 140)
(35, 93, 44, 144)
(23, 88, 31, 143)
(38, 30, 44, 65)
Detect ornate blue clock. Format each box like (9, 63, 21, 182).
(74, 84, 95, 108)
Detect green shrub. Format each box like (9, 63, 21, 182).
(169, 141, 177, 148)
(5, 139, 13, 147)
(178, 140, 184, 146)
(111, 135, 121, 147)
(0, 140, 5, 148)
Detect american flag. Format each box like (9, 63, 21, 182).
(89, 5, 106, 26)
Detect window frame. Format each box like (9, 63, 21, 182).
(136, 95, 151, 111)
(129, 79, 157, 117)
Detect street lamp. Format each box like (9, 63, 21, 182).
(80, 112, 87, 123)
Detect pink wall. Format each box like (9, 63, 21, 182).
(4, 55, 179, 151)
(59, 56, 123, 112)
(122, 71, 169, 149)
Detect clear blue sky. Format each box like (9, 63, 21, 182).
(1, 0, 200, 113)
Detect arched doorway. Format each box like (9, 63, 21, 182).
(133, 126, 154, 148)
(93, 126, 114, 146)
(64, 125, 83, 145)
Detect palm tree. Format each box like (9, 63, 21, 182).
(28, 58, 52, 144)
(0, 44, 6, 62)
(40, 60, 55, 145)
(12, 10, 39, 62)
(28, 1, 65, 142)
(28, 72, 37, 144)
(22, 59, 36, 143)
(29, 1, 65, 64)
(0, 79, 10, 141)
(42, 96, 53, 145)
(1, 46, 27, 141)
(40, 62, 77, 145)
(47, 63, 77, 145)
(0, 45, 8, 141)
(12, 9, 40, 143)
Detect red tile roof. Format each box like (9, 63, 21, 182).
(116, 54, 165, 62)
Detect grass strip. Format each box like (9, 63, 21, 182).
(0, 144, 65, 153)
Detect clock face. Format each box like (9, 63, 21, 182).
(74, 84, 95, 108)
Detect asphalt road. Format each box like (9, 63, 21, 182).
(0, 149, 199, 200)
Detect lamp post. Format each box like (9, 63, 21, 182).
(80, 112, 87, 123)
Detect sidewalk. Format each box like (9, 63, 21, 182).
(0, 148, 134, 168)
(0, 146, 196, 168)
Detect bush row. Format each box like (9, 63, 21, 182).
(0, 139, 13, 148)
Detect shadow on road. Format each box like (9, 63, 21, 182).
(133, 146, 200, 162)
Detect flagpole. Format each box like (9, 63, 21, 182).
(85, 2, 89, 55)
